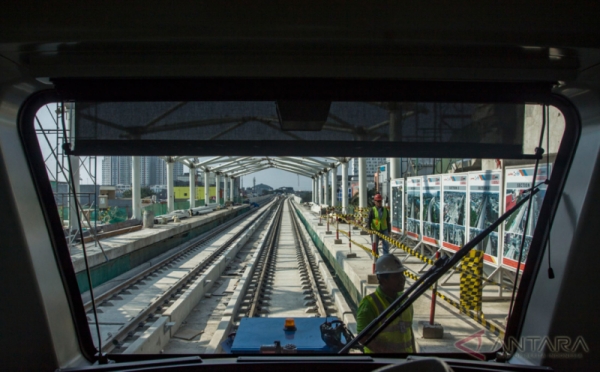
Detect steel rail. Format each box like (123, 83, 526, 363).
(83, 204, 264, 313)
(288, 199, 327, 317)
(247, 199, 285, 317)
(101, 201, 278, 353)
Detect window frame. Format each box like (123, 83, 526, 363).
(18, 80, 580, 362)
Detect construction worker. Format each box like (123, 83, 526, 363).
(356, 254, 415, 353)
(367, 193, 391, 255)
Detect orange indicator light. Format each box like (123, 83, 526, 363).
(284, 318, 297, 331)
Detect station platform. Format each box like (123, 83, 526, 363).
(70, 204, 251, 293)
(292, 200, 510, 354)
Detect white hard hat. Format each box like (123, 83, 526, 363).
(375, 254, 406, 275)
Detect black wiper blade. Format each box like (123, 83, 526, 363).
(339, 187, 540, 354)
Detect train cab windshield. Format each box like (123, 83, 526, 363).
(20, 80, 577, 364)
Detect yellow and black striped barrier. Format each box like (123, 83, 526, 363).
(402, 269, 505, 337)
(338, 229, 378, 258)
(337, 214, 378, 258)
(367, 226, 511, 291)
(372, 229, 435, 265)
(460, 250, 484, 313)
(334, 212, 505, 336)
(436, 290, 505, 337)
(335, 212, 505, 336)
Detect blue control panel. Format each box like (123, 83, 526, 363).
(230, 317, 339, 354)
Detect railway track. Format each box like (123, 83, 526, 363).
(83, 198, 277, 353)
(83, 202, 268, 314)
(84, 196, 355, 355)
(164, 198, 356, 354)
(239, 198, 332, 319)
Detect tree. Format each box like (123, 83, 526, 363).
(141, 187, 153, 198)
(299, 191, 312, 203)
(121, 187, 154, 199)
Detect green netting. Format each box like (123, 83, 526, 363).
(88, 210, 101, 221)
(58, 205, 117, 224)
(143, 203, 167, 216)
(99, 207, 128, 224)
(59, 196, 233, 225)
(174, 200, 189, 210)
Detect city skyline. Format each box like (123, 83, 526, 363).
(102, 156, 184, 186)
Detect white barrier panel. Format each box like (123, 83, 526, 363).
(406, 176, 422, 241)
(422, 175, 441, 246)
(311, 204, 324, 214)
(502, 165, 551, 272)
(468, 170, 502, 266)
(390, 178, 404, 234)
(441, 173, 468, 253)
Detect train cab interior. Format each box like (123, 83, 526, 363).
(1, 2, 599, 371)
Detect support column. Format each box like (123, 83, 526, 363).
(68, 155, 80, 233)
(317, 173, 322, 205)
(316, 175, 319, 204)
(132, 156, 141, 220)
(230, 177, 234, 202)
(341, 160, 348, 213)
(359, 157, 367, 208)
(331, 165, 337, 208)
(204, 170, 210, 206)
(321, 173, 326, 205)
(389, 158, 401, 180)
(323, 170, 330, 206)
(189, 165, 196, 209)
(166, 159, 174, 212)
(67, 102, 80, 233)
(312, 177, 316, 203)
(223, 174, 229, 202)
(215, 172, 221, 205)
(389, 107, 402, 181)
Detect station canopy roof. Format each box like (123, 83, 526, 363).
(170, 156, 347, 178)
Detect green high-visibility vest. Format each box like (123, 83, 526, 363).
(363, 290, 414, 353)
(371, 207, 388, 231)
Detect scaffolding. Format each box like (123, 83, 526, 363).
(35, 102, 99, 250)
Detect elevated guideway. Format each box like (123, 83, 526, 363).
(70, 196, 272, 293)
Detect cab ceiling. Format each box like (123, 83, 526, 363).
(0, 2, 599, 82)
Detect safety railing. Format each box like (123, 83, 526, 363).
(318, 205, 505, 337)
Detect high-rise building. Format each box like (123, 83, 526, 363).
(101, 157, 114, 185)
(103, 156, 185, 186)
(173, 161, 184, 181)
(140, 156, 175, 186)
(140, 156, 152, 186)
(102, 156, 133, 186)
(348, 157, 387, 180)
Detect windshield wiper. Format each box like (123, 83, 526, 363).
(339, 187, 541, 354)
